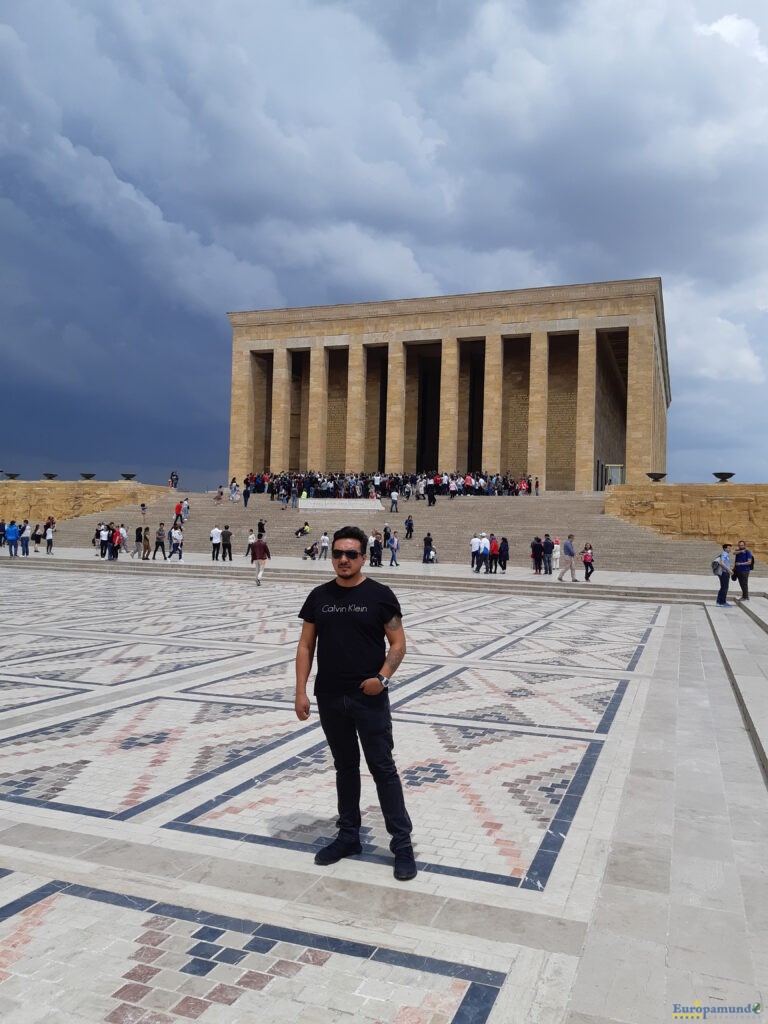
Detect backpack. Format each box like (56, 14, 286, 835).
(711, 557, 721, 575)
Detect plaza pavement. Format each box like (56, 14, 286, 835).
(0, 557, 765, 1023)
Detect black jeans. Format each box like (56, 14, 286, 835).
(153, 542, 166, 560)
(222, 543, 232, 561)
(317, 689, 412, 854)
(211, 542, 220, 560)
(716, 570, 730, 604)
(735, 571, 749, 600)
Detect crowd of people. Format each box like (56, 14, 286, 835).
(0, 517, 56, 556)
(221, 470, 542, 506)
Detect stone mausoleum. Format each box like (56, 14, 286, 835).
(228, 278, 669, 490)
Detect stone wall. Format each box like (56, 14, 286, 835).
(325, 348, 348, 473)
(606, 484, 768, 560)
(0, 481, 169, 524)
(502, 338, 530, 477)
(594, 335, 626, 481)
(546, 335, 578, 490)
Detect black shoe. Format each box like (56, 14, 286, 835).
(313, 837, 362, 866)
(393, 847, 417, 882)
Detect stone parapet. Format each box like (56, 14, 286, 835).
(0, 481, 169, 524)
(605, 484, 768, 560)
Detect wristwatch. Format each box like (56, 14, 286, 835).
(376, 673, 389, 689)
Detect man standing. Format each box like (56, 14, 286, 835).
(251, 532, 271, 586)
(715, 543, 733, 607)
(20, 521, 31, 557)
(557, 535, 578, 582)
(390, 488, 399, 513)
(422, 532, 433, 563)
(153, 523, 167, 560)
(210, 524, 222, 561)
(388, 531, 400, 566)
(542, 534, 554, 575)
(295, 526, 416, 881)
(733, 539, 754, 602)
(475, 533, 490, 573)
(5, 520, 19, 557)
(470, 533, 480, 570)
(319, 531, 330, 559)
(221, 525, 233, 561)
(404, 515, 414, 540)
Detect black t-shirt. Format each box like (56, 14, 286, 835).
(298, 577, 402, 695)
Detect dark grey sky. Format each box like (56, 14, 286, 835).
(1, 0, 766, 488)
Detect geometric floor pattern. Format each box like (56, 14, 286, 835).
(0, 882, 504, 1023)
(0, 567, 668, 1022)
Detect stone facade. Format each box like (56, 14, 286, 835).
(606, 484, 768, 561)
(228, 278, 670, 489)
(0, 481, 168, 525)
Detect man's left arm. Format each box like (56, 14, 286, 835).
(359, 614, 407, 695)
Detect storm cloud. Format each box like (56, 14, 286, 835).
(1, 0, 766, 486)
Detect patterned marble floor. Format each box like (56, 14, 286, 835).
(0, 567, 671, 1023)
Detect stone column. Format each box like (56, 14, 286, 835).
(269, 345, 292, 472)
(306, 345, 328, 470)
(482, 334, 504, 473)
(345, 342, 366, 472)
(385, 339, 406, 472)
(527, 331, 549, 488)
(228, 348, 255, 481)
(575, 327, 597, 491)
(438, 337, 459, 471)
(626, 323, 655, 485)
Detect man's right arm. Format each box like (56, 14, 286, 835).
(295, 621, 316, 721)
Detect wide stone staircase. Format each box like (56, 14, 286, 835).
(49, 489, 749, 575)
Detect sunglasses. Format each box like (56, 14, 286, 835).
(332, 549, 364, 560)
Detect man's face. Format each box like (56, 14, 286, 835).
(332, 542, 366, 580)
(738, 541, 746, 550)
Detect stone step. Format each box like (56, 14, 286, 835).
(47, 490, 763, 575)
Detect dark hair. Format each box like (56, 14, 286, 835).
(333, 525, 368, 554)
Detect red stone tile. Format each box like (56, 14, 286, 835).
(171, 996, 211, 1019)
(142, 915, 172, 930)
(136, 929, 167, 947)
(123, 964, 161, 983)
(268, 958, 303, 978)
(104, 1004, 148, 1024)
(298, 948, 332, 966)
(206, 983, 243, 1005)
(111, 982, 152, 1004)
(238, 970, 273, 991)
(130, 946, 164, 964)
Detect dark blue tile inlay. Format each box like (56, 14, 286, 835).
(242, 935, 277, 954)
(191, 925, 225, 942)
(0, 880, 68, 922)
(186, 941, 222, 959)
(215, 947, 248, 965)
(454, 983, 500, 1024)
(180, 957, 217, 976)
